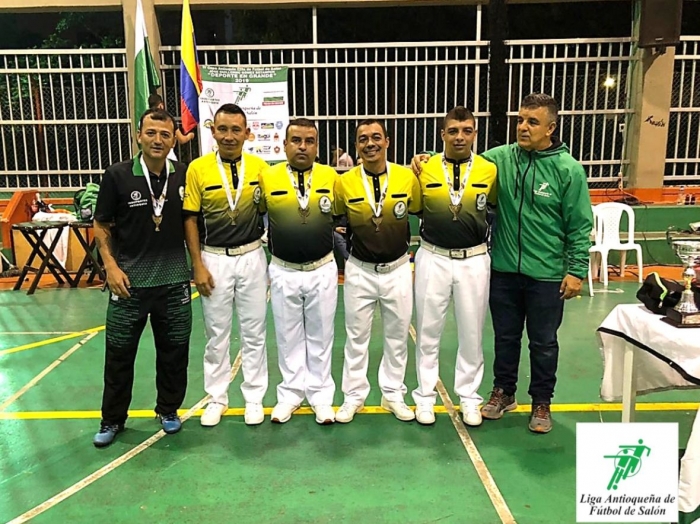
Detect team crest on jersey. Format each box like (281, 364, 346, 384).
(253, 186, 262, 204)
(476, 193, 487, 211)
(131, 191, 141, 202)
(393, 201, 407, 219)
(319, 195, 331, 213)
(179, 186, 185, 201)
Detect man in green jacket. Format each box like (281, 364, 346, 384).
(480, 93, 592, 433)
(412, 93, 593, 434)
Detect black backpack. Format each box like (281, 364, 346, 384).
(636, 272, 699, 315)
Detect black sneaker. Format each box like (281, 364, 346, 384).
(528, 404, 553, 433)
(480, 388, 517, 420)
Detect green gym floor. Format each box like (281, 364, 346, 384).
(0, 280, 696, 524)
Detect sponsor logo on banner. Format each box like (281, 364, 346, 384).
(263, 96, 284, 106)
(576, 423, 678, 522)
(261, 123, 275, 130)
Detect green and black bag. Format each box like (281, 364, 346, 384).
(73, 183, 100, 221)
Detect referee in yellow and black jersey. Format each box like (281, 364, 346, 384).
(258, 118, 338, 425)
(411, 106, 497, 427)
(333, 119, 422, 424)
(183, 103, 269, 428)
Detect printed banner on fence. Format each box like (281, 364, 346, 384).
(197, 65, 289, 162)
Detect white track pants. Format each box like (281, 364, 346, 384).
(269, 260, 337, 406)
(412, 247, 490, 407)
(201, 247, 268, 405)
(342, 256, 413, 404)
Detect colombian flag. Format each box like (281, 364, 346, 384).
(180, 0, 202, 134)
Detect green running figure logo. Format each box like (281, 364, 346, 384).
(604, 439, 651, 491)
(234, 85, 251, 105)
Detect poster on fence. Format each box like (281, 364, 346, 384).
(197, 65, 289, 163)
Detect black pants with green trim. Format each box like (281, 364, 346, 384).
(101, 281, 192, 426)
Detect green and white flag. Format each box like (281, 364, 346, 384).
(133, 0, 160, 129)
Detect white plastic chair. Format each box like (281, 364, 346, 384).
(587, 209, 597, 296)
(589, 203, 643, 288)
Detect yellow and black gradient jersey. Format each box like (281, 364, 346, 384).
(258, 162, 338, 264)
(333, 162, 422, 264)
(420, 153, 497, 249)
(183, 151, 268, 248)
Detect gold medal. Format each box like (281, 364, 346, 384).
(152, 214, 162, 232)
(228, 208, 240, 225)
(371, 215, 383, 232)
(448, 203, 462, 221)
(298, 206, 310, 225)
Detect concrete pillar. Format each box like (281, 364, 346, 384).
(122, 0, 162, 151)
(625, 1, 676, 189)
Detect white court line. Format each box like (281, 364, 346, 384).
(8, 351, 243, 524)
(8, 288, 251, 522)
(0, 331, 99, 412)
(408, 324, 517, 524)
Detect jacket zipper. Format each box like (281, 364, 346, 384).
(516, 153, 533, 274)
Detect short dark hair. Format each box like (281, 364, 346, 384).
(138, 108, 176, 133)
(214, 103, 247, 126)
(285, 118, 318, 140)
(148, 93, 164, 109)
(355, 119, 388, 140)
(443, 106, 475, 129)
(520, 93, 559, 122)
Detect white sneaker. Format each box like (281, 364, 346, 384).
(335, 401, 364, 424)
(200, 402, 227, 427)
(415, 403, 435, 425)
(270, 402, 299, 424)
(244, 403, 264, 425)
(381, 397, 416, 422)
(461, 403, 483, 427)
(311, 404, 335, 425)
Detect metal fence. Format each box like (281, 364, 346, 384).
(506, 38, 635, 186)
(0, 49, 131, 191)
(666, 36, 700, 181)
(0, 37, 697, 191)
(159, 41, 490, 167)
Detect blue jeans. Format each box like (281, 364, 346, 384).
(489, 270, 564, 404)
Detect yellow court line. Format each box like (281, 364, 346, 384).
(0, 332, 101, 411)
(406, 324, 515, 524)
(2, 402, 698, 420)
(0, 290, 200, 358)
(9, 327, 239, 524)
(0, 328, 104, 357)
(0, 332, 79, 335)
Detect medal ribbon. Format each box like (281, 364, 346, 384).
(360, 164, 390, 218)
